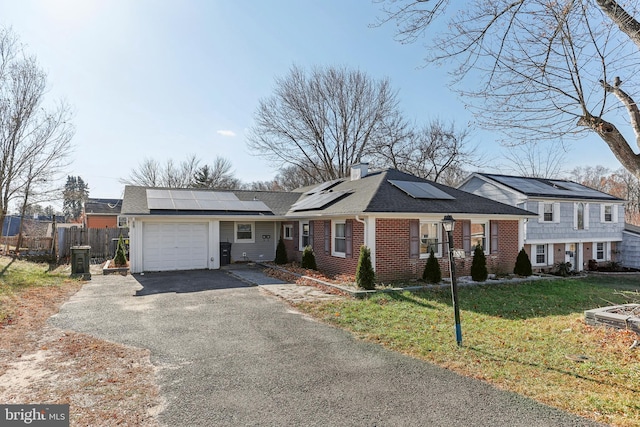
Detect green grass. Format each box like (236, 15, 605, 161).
(0, 257, 72, 321)
(297, 276, 640, 427)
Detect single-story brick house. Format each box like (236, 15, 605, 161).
(121, 165, 535, 280)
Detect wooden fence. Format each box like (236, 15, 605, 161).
(57, 227, 129, 262)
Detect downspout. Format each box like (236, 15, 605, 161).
(355, 215, 366, 246)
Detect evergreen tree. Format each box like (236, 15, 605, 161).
(471, 245, 488, 282)
(113, 234, 128, 266)
(513, 248, 533, 277)
(301, 245, 317, 270)
(274, 237, 288, 265)
(422, 249, 442, 284)
(355, 245, 375, 290)
(63, 176, 89, 222)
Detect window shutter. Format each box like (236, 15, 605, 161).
(600, 204, 605, 223)
(293, 221, 299, 251)
(309, 221, 314, 249)
(538, 202, 544, 223)
(613, 205, 619, 223)
(324, 220, 330, 254)
(462, 221, 471, 253)
(409, 219, 420, 259)
(345, 220, 353, 258)
(553, 203, 560, 223)
(584, 203, 590, 230)
(490, 221, 499, 254)
(573, 203, 578, 230)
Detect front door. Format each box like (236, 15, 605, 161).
(565, 243, 576, 271)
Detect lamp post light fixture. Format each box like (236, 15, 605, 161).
(442, 215, 462, 347)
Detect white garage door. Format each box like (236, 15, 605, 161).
(143, 222, 209, 271)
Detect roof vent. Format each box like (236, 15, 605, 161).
(350, 162, 369, 180)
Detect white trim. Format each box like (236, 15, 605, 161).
(532, 244, 549, 266)
(470, 220, 490, 254)
(283, 224, 293, 240)
(332, 219, 346, 257)
(418, 220, 443, 258)
(525, 236, 623, 244)
(234, 222, 255, 243)
(299, 221, 310, 250)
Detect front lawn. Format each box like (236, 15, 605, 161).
(296, 275, 640, 427)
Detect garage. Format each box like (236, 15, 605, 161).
(142, 222, 209, 272)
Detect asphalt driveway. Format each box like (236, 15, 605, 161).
(49, 270, 603, 426)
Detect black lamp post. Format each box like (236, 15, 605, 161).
(442, 215, 462, 347)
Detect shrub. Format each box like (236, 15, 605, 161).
(300, 245, 317, 270)
(355, 245, 375, 290)
(513, 248, 532, 276)
(274, 237, 288, 265)
(554, 261, 572, 277)
(470, 245, 488, 282)
(422, 249, 442, 284)
(113, 234, 128, 267)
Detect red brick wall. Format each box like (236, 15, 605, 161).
(311, 219, 363, 278)
(287, 217, 522, 283)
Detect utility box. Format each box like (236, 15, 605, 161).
(71, 245, 91, 280)
(220, 242, 232, 266)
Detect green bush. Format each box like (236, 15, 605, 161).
(113, 234, 128, 266)
(422, 249, 442, 284)
(300, 245, 317, 270)
(513, 248, 532, 276)
(355, 245, 375, 290)
(471, 245, 488, 282)
(274, 237, 288, 265)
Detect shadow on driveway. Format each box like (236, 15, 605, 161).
(132, 270, 252, 296)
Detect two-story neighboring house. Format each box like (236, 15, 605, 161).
(458, 173, 625, 272)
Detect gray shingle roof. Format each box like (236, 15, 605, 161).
(84, 198, 122, 215)
(475, 173, 623, 201)
(121, 170, 536, 219)
(121, 186, 301, 216)
(286, 169, 535, 217)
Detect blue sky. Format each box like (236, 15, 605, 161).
(0, 0, 621, 201)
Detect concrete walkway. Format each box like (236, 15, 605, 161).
(50, 270, 604, 426)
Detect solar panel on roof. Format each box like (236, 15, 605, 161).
(388, 180, 455, 200)
(146, 189, 273, 212)
(490, 175, 617, 199)
(303, 179, 344, 195)
(291, 190, 351, 211)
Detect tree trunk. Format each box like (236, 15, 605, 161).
(578, 115, 640, 180)
(596, 0, 640, 50)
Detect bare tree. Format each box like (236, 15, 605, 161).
(121, 154, 239, 189)
(247, 65, 411, 181)
(0, 27, 74, 239)
(376, 0, 640, 180)
(373, 118, 480, 182)
(122, 154, 200, 188)
(502, 143, 567, 178)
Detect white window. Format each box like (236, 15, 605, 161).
(574, 202, 590, 230)
(595, 242, 607, 261)
(577, 203, 585, 230)
(420, 222, 441, 257)
(601, 205, 617, 223)
(333, 221, 346, 257)
(235, 222, 254, 243)
(470, 222, 488, 252)
(284, 224, 293, 240)
(534, 244, 546, 265)
(299, 221, 310, 249)
(539, 202, 560, 223)
(543, 203, 553, 222)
